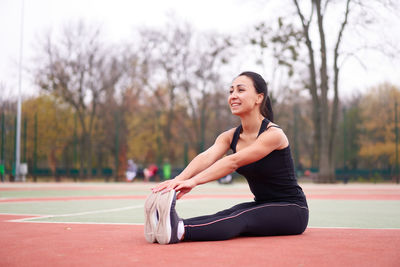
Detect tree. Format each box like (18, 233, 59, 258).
(358, 84, 400, 169)
(178, 31, 233, 153)
(133, 19, 233, 163)
(133, 23, 187, 163)
(252, 0, 399, 182)
(292, 0, 353, 182)
(335, 94, 363, 170)
(34, 21, 123, 178)
(0, 98, 17, 177)
(22, 94, 74, 176)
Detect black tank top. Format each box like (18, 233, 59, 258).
(230, 119, 307, 207)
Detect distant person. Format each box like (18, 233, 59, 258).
(162, 161, 171, 180)
(144, 163, 158, 182)
(145, 71, 308, 244)
(125, 159, 137, 182)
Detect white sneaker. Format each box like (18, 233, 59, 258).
(144, 192, 159, 243)
(155, 189, 181, 245)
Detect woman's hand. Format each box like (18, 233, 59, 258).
(152, 178, 179, 193)
(175, 179, 197, 199)
(152, 178, 197, 199)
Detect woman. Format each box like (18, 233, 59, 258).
(144, 71, 308, 245)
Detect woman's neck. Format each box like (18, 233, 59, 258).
(239, 113, 264, 135)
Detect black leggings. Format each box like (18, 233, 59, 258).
(183, 201, 309, 241)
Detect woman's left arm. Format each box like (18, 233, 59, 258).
(173, 128, 287, 199)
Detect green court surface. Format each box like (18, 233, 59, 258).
(1, 182, 399, 229)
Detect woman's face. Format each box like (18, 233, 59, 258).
(228, 75, 263, 116)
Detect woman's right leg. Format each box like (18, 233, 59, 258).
(183, 201, 256, 225)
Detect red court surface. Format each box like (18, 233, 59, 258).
(1, 183, 400, 266)
(1, 214, 399, 267)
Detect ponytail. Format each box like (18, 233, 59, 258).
(260, 94, 273, 122)
(265, 95, 274, 122)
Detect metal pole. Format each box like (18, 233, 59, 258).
(73, 113, 77, 181)
(293, 105, 299, 168)
(73, 113, 77, 166)
(15, 0, 25, 181)
(156, 111, 162, 167)
(343, 108, 347, 169)
(23, 117, 27, 163)
(1, 112, 5, 182)
(199, 108, 205, 153)
(33, 113, 37, 182)
(395, 101, 399, 184)
(13, 116, 17, 180)
(184, 142, 188, 167)
(114, 111, 119, 181)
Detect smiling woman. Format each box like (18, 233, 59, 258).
(229, 71, 274, 121)
(145, 71, 308, 244)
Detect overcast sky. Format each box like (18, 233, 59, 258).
(1, 0, 399, 100)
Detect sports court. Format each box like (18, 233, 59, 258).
(1, 182, 399, 266)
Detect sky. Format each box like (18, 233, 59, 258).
(1, 0, 399, 100)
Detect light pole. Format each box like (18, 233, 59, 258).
(395, 101, 399, 184)
(15, 0, 25, 181)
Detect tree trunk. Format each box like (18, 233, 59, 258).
(294, 0, 322, 172)
(315, 0, 335, 182)
(329, 0, 351, 181)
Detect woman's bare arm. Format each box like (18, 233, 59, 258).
(172, 127, 287, 198)
(152, 128, 234, 192)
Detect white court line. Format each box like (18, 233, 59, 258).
(0, 212, 47, 216)
(7, 204, 144, 223)
(0, 198, 140, 203)
(9, 220, 143, 225)
(4, 198, 199, 223)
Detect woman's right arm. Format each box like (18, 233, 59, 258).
(152, 128, 234, 192)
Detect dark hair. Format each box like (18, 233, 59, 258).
(238, 71, 274, 122)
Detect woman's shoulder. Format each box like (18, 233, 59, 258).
(261, 121, 289, 149)
(215, 127, 237, 145)
(219, 127, 237, 139)
(262, 121, 284, 135)
(266, 121, 281, 129)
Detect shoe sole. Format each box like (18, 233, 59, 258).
(144, 192, 159, 243)
(155, 190, 175, 245)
